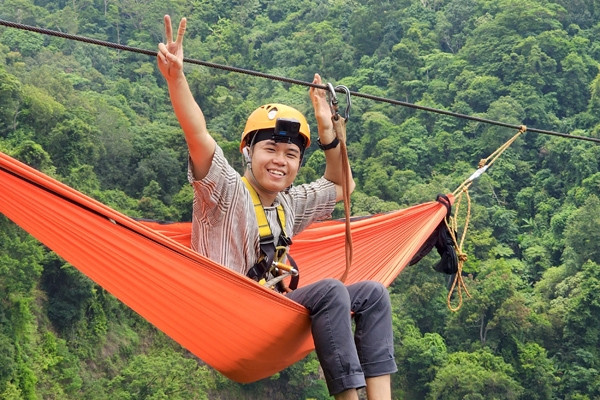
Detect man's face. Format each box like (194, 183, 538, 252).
(249, 139, 301, 193)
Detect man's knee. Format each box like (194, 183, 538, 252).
(291, 278, 351, 313)
(351, 281, 391, 312)
(317, 278, 350, 304)
(363, 281, 388, 298)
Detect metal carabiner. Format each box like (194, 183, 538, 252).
(326, 82, 351, 122)
(336, 85, 351, 122)
(326, 82, 339, 117)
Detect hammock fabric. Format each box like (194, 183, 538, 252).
(0, 150, 453, 383)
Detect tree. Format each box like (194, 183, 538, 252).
(428, 349, 523, 400)
(349, 191, 400, 216)
(0, 217, 44, 399)
(129, 148, 185, 203)
(108, 352, 213, 399)
(561, 261, 600, 358)
(444, 258, 530, 354)
(394, 320, 448, 399)
(39, 253, 94, 333)
(454, 75, 504, 113)
(348, 5, 384, 57)
(588, 71, 600, 115)
(0, 67, 22, 136)
(435, 0, 479, 53)
(19, 84, 66, 134)
(558, 349, 600, 399)
(1, 27, 45, 58)
(44, 116, 100, 176)
(562, 195, 600, 271)
(135, 180, 180, 220)
(556, 52, 597, 117)
(12, 140, 54, 172)
(515, 342, 556, 400)
(0, 333, 16, 396)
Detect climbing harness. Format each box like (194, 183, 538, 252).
(242, 177, 299, 292)
(327, 83, 353, 283)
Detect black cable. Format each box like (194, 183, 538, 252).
(2, 18, 600, 144)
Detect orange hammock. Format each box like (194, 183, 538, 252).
(0, 150, 452, 383)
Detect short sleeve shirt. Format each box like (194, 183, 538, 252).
(188, 145, 337, 275)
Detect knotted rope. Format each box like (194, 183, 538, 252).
(446, 125, 527, 311)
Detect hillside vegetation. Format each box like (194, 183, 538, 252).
(1, 0, 600, 398)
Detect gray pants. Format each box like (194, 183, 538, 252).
(286, 279, 397, 395)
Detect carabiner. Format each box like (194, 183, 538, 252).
(326, 82, 339, 117)
(336, 85, 351, 122)
(326, 82, 351, 122)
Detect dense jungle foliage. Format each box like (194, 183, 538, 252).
(2, 0, 600, 398)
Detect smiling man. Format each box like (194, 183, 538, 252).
(157, 14, 397, 400)
(241, 105, 309, 205)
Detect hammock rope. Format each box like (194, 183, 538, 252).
(445, 188, 472, 312)
(445, 126, 527, 310)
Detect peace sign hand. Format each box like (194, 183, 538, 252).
(157, 15, 187, 81)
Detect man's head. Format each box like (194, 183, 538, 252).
(241, 104, 311, 194)
(240, 104, 311, 155)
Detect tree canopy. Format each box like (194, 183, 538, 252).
(2, 0, 600, 398)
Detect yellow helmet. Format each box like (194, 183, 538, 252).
(240, 104, 311, 151)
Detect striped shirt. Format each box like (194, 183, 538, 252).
(188, 145, 337, 275)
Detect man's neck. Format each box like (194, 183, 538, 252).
(244, 170, 278, 206)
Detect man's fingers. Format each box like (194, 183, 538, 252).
(164, 15, 173, 43)
(157, 43, 169, 62)
(157, 51, 165, 65)
(175, 17, 187, 46)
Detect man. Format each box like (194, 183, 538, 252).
(157, 15, 396, 399)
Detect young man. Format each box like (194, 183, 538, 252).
(157, 15, 397, 399)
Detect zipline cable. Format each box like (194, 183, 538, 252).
(2, 18, 600, 144)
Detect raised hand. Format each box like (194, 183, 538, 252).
(157, 15, 187, 81)
(310, 73, 335, 139)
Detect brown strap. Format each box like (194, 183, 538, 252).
(331, 114, 352, 283)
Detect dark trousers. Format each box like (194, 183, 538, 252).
(286, 279, 397, 395)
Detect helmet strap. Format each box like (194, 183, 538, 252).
(242, 146, 252, 165)
(246, 168, 279, 200)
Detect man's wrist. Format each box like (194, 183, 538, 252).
(317, 136, 340, 150)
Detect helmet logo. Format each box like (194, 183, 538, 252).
(267, 108, 278, 120)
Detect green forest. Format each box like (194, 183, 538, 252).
(2, 0, 600, 398)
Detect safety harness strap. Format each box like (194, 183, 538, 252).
(242, 177, 280, 240)
(242, 177, 298, 291)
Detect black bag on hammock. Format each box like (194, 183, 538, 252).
(408, 194, 459, 275)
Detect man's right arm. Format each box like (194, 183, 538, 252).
(165, 74, 216, 180)
(157, 15, 216, 180)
